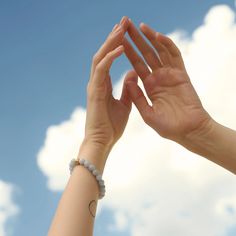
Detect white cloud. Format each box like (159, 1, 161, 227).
(0, 180, 20, 236)
(37, 4, 236, 236)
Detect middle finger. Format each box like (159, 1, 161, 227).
(123, 37, 151, 80)
(127, 19, 162, 70)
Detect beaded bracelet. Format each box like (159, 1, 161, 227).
(69, 158, 106, 199)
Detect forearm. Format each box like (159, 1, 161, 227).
(48, 140, 111, 236)
(182, 118, 236, 174)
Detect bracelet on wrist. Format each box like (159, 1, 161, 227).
(69, 158, 106, 199)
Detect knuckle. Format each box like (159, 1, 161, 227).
(92, 53, 99, 65)
(164, 36, 173, 46)
(175, 47, 182, 57)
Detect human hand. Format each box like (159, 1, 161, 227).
(124, 20, 213, 144)
(83, 17, 138, 151)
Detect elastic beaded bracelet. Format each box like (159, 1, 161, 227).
(69, 158, 106, 199)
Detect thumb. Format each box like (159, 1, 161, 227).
(119, 70, 138, 110)
(126, 75, 153, 123)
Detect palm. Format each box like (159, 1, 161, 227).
(123, 22, 211, 142)
(86, 69, 135, 148)
(144, 67, 209, 141)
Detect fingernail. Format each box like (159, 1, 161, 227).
(140, 22, 145, 28)
(112, 24, 119, 31)
(120, 16, 127, 24)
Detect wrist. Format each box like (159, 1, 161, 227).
(180, 117, 236, 174)
(180, 116, 217, 156)
(77, 139, 112, 174)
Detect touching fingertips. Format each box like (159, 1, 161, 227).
(120, 16, 128, 25)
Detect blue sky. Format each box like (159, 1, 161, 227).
(0, 0, 236, 235)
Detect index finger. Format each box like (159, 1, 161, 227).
(91, 16, 129, 75)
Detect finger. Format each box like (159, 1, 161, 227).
(127, 19, 162, 70)
(155, 31, 185, 69)
(123, 37, 151, 81)
(93, 45, 124, 86)
(126, 80, 154, 124)
(91, 16, 129, 75)
(112, 24, 119, 32)
(120, 70, 138, 110)
(139, 23, 172, 67)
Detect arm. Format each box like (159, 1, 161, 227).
(123, 20, 236, 174)
(48, 141, 110, 236)
(48, 16, 138, 236)
(183, 119, 236, 174)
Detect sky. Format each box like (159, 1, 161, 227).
(0, 0, 236, 235)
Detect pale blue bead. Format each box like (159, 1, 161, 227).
(79, 159, 85, 165)
(71, 158, 106, 199)
(88, 164, 95, 172)
(92, 170, 99, 176)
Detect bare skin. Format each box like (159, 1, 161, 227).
(48, 16, 236, 236)
(48, 16, 138, 236)
(124, 20, 236, 174)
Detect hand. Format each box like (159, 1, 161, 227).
(124, 20, 212, 144)
(83, 17, 138, 151)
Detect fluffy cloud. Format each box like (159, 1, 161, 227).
(0, 180, 20, 236)
(37, 4, 236, 236)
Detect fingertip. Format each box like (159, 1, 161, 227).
(128, 69, 138, 76)
(126, 81, 136, 93)
(125, 70, 138, 84)
(117, 45, 124, 50)
(120, 16, 130, 31)
(139, 22, 146, 29)
(120, 16, 128, 24)
(113, 45, 124, 55)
